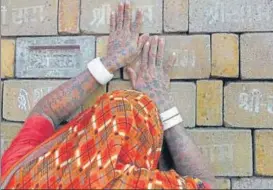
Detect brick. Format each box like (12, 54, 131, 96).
(189, 0, 273, 33)
(58, 0, 80, 34)
(96, 36, 121, 78)
(197, 80, 223, 126)
(80, 0, 162, 34)
(224, 82, 273, 128)
(164, 35, 211, 79)
(164, 0, 188, 32)
(232, 177, 273, 189)
(187, 129, 252, 176)
(3, 80, 66, 121)
(1, 122, 22, 155)
(170, 82, 196, 128)
(212, 34, 239, 78)
(241, 33, 273, 79)
(215, 178, 230, 189)
(16, 36, 95, 78)
(83, 86, 106, 110)
(255, 130, 273, 176)
(1, 0, 58, 36)
(1, 39, 15, 78)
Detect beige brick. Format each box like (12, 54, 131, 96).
(1, 0, 58, 36)
(58, 0, 80, 34)
(215, 178, 231, 189)
(171, 82, 196, 128)
(224, 82, 273, 128)
(81, 0, 162, 34)
(1, 39, 15, 78)
(187, 129, 252, 176)
(189, 0, 273, 33)
(108, 80, 132, 92)
(164, 35, 211, 79)
(255, 130, 273, 176)
(197, 80, 223, 126)
(1, 122, 22, 155)
(96, 36, 121, 78)
(232, 177, 273, 189)
(83, 86, 106, 110)
(212, 34, 239, 78)
(241, 33, 273, 79)
(164, 0, 188, 32)
(3, 80, 66, 121)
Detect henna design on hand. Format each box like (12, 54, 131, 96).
(127, 36, 177, 112)
(102, 1, 149, 73)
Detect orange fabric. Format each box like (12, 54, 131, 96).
(1, 90, 210, 189)
(1, 115, 54, 176)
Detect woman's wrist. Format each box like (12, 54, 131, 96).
(100, 56, 120, 74)
(155, 93, 176, 113)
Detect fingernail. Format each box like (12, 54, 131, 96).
(146, 42, 150, 46)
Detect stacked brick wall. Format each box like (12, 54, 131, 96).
(1, 0, 273, 189)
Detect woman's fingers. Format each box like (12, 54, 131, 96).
(164, 52, 177, 73)
(157, 38, 165, 67)
(137, 33, 149, 51)
(140, 41, 150, 72)
(148, 36, 158, 71)
(132, 10, 143, 35)
(110, 11, 116, 32)
(123, 1, 131, 29)
(126, 67, 137, 88)
(117, 3, 124, 31)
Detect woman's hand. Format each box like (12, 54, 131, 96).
(102, 1, 149, 73)
(126, 36, 177, 112)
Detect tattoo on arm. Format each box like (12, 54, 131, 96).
(29, 69, 99, 129)
(164, 125, 215, 185)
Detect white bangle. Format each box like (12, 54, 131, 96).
(87, 57, 114, 85)
(162, 114, 183, 131)
(160, 107, 179, 122)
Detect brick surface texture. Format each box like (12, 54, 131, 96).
(212, 34, 239, 77)
(224, 82, 273, 128)
(232, 177, 273, 189)
(255, 130, 273, 176)
(1, 0, 273, 186)
(241, 33, 273, 79)
(1, 0, 58, 36)
(215, 178, 231, 189)
(187, 129, 252, 176)
(197, 80, 223, 126)
(58, 0, 80, 34)
(164, 35, 211, 79)
(164, 0, 188, 32)
(189, 0, 273, 33)
(1, 39, 15, 78)
(81, 0, 162, 34)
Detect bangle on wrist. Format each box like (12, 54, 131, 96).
(160, 107, 183, 131)
(87, 57, 114, 85)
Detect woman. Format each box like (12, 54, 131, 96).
(1, 2, 214, 189)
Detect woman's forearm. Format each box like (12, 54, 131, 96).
(157, 97, 215, 184)
(29, 69, 99, 128)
